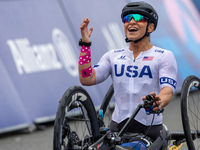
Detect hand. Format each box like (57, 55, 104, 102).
(80, 18, 93, 43)
(142, 92, 162, 112)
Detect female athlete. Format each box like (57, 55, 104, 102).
(78, 1, 178, 141)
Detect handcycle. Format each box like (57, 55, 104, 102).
(53, 75, 200, 150)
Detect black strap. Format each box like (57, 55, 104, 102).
(79, 38, 92, 46)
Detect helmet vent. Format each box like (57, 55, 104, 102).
(127, 4, 139, 7)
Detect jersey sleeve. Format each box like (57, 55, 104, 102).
(159, 51, 178, 93)
(94, 51, 111, 84)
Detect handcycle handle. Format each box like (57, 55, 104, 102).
(144, 95, 164, 115)
(118, 94, 164, 137)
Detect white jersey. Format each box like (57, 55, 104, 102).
(94, 46, 178, 125)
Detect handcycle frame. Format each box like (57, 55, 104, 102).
(53, 75, 200, 150)
(88, 85, 186, 150)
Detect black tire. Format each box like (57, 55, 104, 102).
(100, 84, 114, 116)
(181, 75, 200, 150)
(53, 86, 100, 150)
(98, 84, 114, 128)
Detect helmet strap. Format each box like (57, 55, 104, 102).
(125, 22, 150, 43)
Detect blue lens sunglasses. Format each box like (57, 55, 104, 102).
(123, 14, 147, 23)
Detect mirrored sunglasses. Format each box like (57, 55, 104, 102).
(123, 14, 147, 23)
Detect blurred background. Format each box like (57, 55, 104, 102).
(0, 0, 200, 149)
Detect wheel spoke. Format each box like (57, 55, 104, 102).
(65, 116, 90, 122)
(188, 91, 200, 134)
(53, 86, 100, 150)
(188, 108, 200, 128)
(181, 76, 200, 150)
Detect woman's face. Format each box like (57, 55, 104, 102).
(124, 15, 148, 41)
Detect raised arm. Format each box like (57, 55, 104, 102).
(79, 18, 96, 86)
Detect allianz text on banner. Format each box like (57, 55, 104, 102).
(7, 28, 78, 77)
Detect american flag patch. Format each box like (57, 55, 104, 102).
(142, 56, 154, 61)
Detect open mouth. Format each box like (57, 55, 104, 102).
(128, 28, 138, 32)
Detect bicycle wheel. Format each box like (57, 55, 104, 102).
(98, 84, 114, 128)
(53, 86, 100, 150)
(181, 75, 200, 150)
